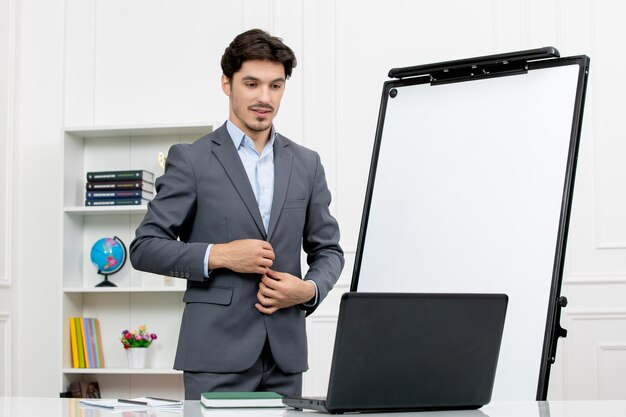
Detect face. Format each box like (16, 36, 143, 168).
(222, 59, 286, 142)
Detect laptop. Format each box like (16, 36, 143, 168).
(283, 292, 508, 414)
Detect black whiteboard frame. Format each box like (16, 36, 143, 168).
(350, 48, 590, 400)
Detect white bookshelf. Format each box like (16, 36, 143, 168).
(61, 122, 214, 399)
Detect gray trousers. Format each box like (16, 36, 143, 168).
(183, 339, 303, 400)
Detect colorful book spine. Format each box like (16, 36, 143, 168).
(86, 318, 96, 368)
(69, 316, 105, 369)
(86, 190, 153, 200)
(80, 318, 92, 368)
(88, 318, 98, 368)
(93, 318, 105, 368)
(73, 318, 86, 368)
(85, 180, 154, 193)
(87, 169, 154, 183)
(69, 318, 79, 368)
(85, 198, 150, 206)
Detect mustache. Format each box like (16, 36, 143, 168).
(249, 104, 274, 112)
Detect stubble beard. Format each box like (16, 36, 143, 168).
(228, 79, 278, 134)
(245, 118, 271, 133)
(233, 105, 274, 134)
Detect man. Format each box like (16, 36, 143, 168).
(129, 29, 344, 399)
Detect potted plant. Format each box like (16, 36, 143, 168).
(120, 325, 157, 368)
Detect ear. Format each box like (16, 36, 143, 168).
(221, 74, 231, 96)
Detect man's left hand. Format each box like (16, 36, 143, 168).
(255, 269, 316, 315)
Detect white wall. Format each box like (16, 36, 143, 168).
(13, 0, 66, 397)
(0, 0, 15, 399)
(2, 0, 625, 399)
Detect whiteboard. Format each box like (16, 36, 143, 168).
(352, 55, 589, 400)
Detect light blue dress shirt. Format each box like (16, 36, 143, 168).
(228, 120, 276, 233)
(202, 121, 318, 305)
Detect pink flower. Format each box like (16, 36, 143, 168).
(120, 325, 157, 349)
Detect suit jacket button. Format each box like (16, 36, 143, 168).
(169, 271, 174, 277)
(174, 272, 180, 277)
(185, 273, 190, 278)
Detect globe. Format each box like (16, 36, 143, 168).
(90, 236, 127, 287)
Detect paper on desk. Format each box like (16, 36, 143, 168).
(79, 399, 148, 410)
(80, 397, 183, 410)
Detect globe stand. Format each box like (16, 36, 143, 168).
(95, 273, 117, 287)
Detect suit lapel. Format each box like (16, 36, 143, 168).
(211, 125, 267, 238)
(267, 135, 293, 240)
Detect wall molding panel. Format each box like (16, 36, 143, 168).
(0, 313, 11, 396)
(63, 0, 97, 126)
(562, 310, 626, 399)
(0, 0, 16, 287)
(597, 344, 626, 399)
(565, 275, 626, 285)
(242, 0, 274, 31)
(304, 315, 338, 396)
(587, 0, 626, 249)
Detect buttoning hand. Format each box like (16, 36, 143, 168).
(210, 239, 275, 274)
(255, 269, 316, 315)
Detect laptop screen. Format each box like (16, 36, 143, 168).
(324, 292, 508, 412)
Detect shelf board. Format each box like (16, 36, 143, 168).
(64, 122, 216, 139)
(64, 205, 148, 215)
(64, 286, 185, 293)
(63, 367, 182, 375)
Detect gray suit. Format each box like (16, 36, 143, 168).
(129, 123, 344, 374)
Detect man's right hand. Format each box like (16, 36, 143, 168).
(209, 239, 275, 274)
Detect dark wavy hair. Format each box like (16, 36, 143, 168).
(221, 29, 297, 80)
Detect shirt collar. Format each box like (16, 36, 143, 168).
(226, 119, 277, 152)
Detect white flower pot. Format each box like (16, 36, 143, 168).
(127, 347, 147, 369)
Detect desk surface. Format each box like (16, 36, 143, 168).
(1, 397, 626, 417)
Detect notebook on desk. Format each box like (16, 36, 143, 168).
(283, 292, 508, 414)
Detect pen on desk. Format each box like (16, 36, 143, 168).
(118, 399, 148, 405)
(145, 396, 181, 403)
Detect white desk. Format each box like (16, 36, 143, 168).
(1, 397, 625, 417)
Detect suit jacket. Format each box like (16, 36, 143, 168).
(129, 123, 344, 373)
